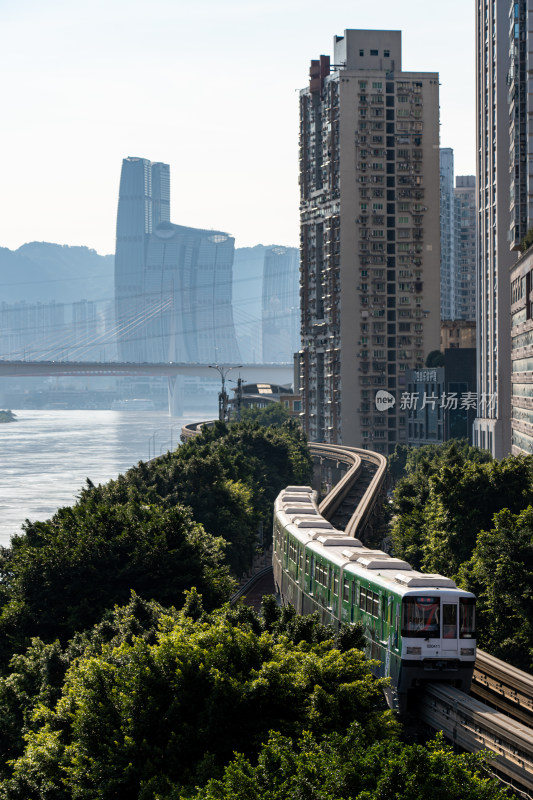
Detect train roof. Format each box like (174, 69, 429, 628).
(275, 487, 474, 598)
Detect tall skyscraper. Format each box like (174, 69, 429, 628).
(473, 1, 514, 457)
(298, 30, 441, 453)
(115, 157, 240, 364)
(115, 157, 169, 362)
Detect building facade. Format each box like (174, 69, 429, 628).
(405, 350, 477, 447)
(510, 248, 533, 453)
(299, 30, 441, 453)
(115, 157, 240, 364)
(440, 148, 455, 320)
(473, 0, 515, 457)
(454, 176, 477, 321)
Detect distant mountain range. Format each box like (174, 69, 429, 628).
(0, 243, 115, 305)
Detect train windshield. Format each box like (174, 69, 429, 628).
(460, 597, 476, 639)
(401, 596, 440, 638)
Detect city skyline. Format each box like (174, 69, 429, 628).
(0, 0, 474, 256)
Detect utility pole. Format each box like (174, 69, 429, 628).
(236, 376, 243, 421)
(208, 364, 242, 422)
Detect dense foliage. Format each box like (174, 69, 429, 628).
(0, 595, 395, 798)
(0, 595, 507, 800)
(390, 441, 533, 672)
(0, 420, 312, 663)
(238, 402, 293, 427)
(191, 729, 507, 800)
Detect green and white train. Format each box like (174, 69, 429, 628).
(273, 486, 476, 711)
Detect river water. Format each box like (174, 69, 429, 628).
(0, 409, 208, 547)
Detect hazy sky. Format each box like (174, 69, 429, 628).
(1, 0, 475, 255)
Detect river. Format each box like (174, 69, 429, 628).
(0, 409, 209, 547)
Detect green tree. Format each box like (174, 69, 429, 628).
(239, 402, 292, 427)
(0, 609, 394, 798)
(188, 728, 508, 800)
(421, 455, 533, 576)
(425, 350, 444, 367)
(0, 501, 234, 659)
(461, 505, 533, 670)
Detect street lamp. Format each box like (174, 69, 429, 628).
(208, 364, 242, 422)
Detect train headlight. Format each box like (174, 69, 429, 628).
(406, 646, 421, 655)
(460, 648, 475, 656)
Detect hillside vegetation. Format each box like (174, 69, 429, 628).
(390, 440, 533, 671)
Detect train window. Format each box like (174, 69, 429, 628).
(442, 604, 457, 639)
(360, 587, 367, 610)
(333, 574, 339, 595)
(343, 579, 350, 602)
(401, 596, 440, 638)
(460, 597, 476, 639)
(372, 595, 379, 617)
(305, 555, 309, 573)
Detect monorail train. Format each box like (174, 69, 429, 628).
(273, 486, 476, 711)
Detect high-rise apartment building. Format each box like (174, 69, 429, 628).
(440, 154, 477, 323)
(115, 157, 240, 364)
(298, 30, 441, 453)
(440, 148, 455, 320)
(454, 176, 477, 321)
(473, 1, 515, 457)
(508, 0, 533, 251)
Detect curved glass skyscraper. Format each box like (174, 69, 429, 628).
(115, 157, 240, 363)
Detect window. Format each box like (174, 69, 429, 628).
(398, 216, 409, 224)
(401, 596, 440, 638)
(359, 50, 364, 58)
(370, 49, 378, 56)
(343, 579, 350, 602)
(372, 81, 382, 89)
(460, 598, 476, 639)
(384, 49, 390, 57)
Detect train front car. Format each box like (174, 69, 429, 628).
(273, 486, 477, 714)
(397, 580, 476, 702)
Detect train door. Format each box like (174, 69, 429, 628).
(442, 602, 458, 653)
